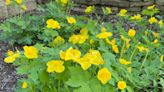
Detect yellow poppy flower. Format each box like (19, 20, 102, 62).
(106, 38, 115, 46)
(53, 36, 65, 45)
(152, 32, 159, 38)
(4, 50, 20, 63)
(23, 46, 38, 59)
(77, 49, 104, 70)
(131, 14, 142, 20)
(16, 0, 22, 4)
(21, 5, 27, 11)
(153, 39, 158, 44)
(60, 0, 68, 4)
(136, 46, 149, 52)
(148, 17, 157, 24)
(46, 60, 65, 73)
(112, 45, 119, 53)
(46, 19, 61, 29)
(88, 49, 104, 65)
(69, 34, 88, 44)
(67, 17, 76, 24)
(6, 0, 10, 5)
(22, 81, 28, 89)
(119, 9, 127, 16)
(4, 56, 16, 63)
(80, 28, 88, 35)
(128, 29, 136, 37)
(101, 27, 107, 32)
(60, 47, 81, 62)
(147, 5, 155, 10)
(77, 57, 91, 70)
(117, 81, 127, 90)
(89, 39, 94, 45)
(96, 32, 113, 39)
(158, 20, 163, 28)
(85, 6, 93, 14)
(7, 50, 14, 56)
(97, 68, 111, 84)
(119, 58, 131, 65)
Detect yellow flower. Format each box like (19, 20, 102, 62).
(101, 27, 107, 32)
(53, 36, 65, 45)
(85, 6, 93, 14)
(89, 39, 94, 45)
(7, 50, 14, 56)
(22, 81, 27, 89)
(6, 0, 10, 5)
(4, 50, 20, 63)
(112, 45, 119, 53)
(67, 17, 76, 24)
(4, 56, 16, 63)
(16, 0, 22, 4)
(128, 29, 136, 37)
(152, 32, 159, 38)
(60, 51, 66, 60)
(117, 81, 127, 90)
(149, 17, 157, 24)
(147, 5, 155, 10)
(80, 28, 88, 35)
(153, 39, 158, 44)
(160, 55, 163, 62)
(96, 32, 113, 39)
(77, 49, 104, 70)
(125, 40, 130, 49)
(97, 68, 111, 84)
(69, 34, 88, 44)
(106, 38, 115, 46)
(47, 60, 65, 73)
(119, 58, 131, 65)
(77, 56, 91, 70)
(23, 46, 38, 59)
(88, 49, 104, 65)
(119, 9, 127, 16)
(21, 5, 27, 11)
(60, 47, 81, 62)
(158, 20, 163, 28)
(131, 14, 142, 20)
(136, 46, 149, 52)
(60, 0, 68, 4)
(46, 19, 61, 29)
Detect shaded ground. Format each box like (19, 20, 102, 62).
(0, 42, 20, 92)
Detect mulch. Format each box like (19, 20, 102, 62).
(0, 42, 21, 92)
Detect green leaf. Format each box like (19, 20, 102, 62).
(39, 70, 49, 84)
(66, 66, 91, 87)
(16, 65, 29, 75)
(73, 84, 92, 92)
(29, 71, 38, 82)
(160, 78, 164, 88)
(103, 52, 115, 67)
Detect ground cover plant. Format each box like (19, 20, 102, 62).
(0, 0, 164, 92)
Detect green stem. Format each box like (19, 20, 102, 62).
(120, 41, 126, 58)
(140, 51, 149, 70)
(130, 47, 137, 61)
(58, 80, 61, 92)
(64, 84, 70, 92)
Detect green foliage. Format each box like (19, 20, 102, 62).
(1, 1, 164, 92)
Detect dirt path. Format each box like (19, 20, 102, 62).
(0, 42, 20, 92)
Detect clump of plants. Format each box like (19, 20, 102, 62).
(1, 0, 164, 92)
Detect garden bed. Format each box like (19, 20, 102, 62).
(0, 0, 164, 92)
